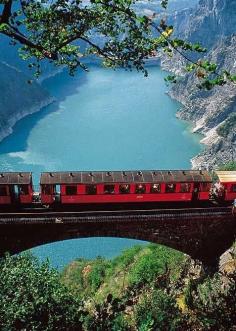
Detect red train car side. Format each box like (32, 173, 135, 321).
(40, 170, 212, 205)
(0, 172, 33, 205)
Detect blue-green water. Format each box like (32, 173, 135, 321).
(0, 64, 202, 268)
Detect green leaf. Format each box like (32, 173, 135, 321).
(161, 0, 169, 9)
(164, 75, 177, 84)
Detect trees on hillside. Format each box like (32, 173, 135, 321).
(0, 254, 83, 331)
(0, 247, 235, 330)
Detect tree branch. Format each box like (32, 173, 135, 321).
(0, 0, 13, 24)
(0, 28, 58, 60)
(79, 36, 116, 64)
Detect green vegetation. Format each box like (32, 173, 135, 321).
(1, 244, 235, 330)
(0, 0, 235, 88)
(0, 253, 83, 331)
(61, 244, 184, 302)
(218, 161, 236, 171)
(217, 113, 236, 138)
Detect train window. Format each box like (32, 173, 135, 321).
(150, 183, 161, 193)
(231, 184, 236, 192)
(19, 185, 29, 195)
(135, 184, 146, 194)
(104, 185, 115, 194)
(42, 185, 51, 195)
(200, 183, 210, 192)
(0, 186, 7, 196)
(119, 184, 130, 194)
(86, 185, 97, 195)
(66, 185, 77, 195)
(180, 183, 191, 193)
(165, 183, 176, 193)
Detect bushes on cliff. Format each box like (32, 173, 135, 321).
(134, 288, 187, 331)
(0, 253, 83, 331)
(1, 245, 236, 331)
(128, 244, 184, 288)
(218, 161, 236, 171)
(87, 257, 108, 293)
(184, 271, 236, 331)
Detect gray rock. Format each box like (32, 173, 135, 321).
(161, 0, 236, 168)
(0, 62, 54, 142)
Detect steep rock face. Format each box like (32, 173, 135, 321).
(0, 34, 56, 142)
(170, 36, 236, 128)
(162, 0, 236, 168)
(0, 62, 53, 142)
(185, 0, 236, 47)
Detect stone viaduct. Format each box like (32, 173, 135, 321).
(0, 207, 235, 266)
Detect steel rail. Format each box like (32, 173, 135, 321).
(0, 206, 232, 216)
(0, 206, 233, 225)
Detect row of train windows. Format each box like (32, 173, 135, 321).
(64, 183, 192, 195)
(0, 185, 29, 196)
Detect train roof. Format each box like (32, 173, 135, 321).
(40, 170, 212, 185)
(0, 172, 32, 185)
(215, 171, 236, 183)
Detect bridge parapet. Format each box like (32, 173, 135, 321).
(0, 207, 235, 266)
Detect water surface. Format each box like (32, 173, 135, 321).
(0, 64, 203, 268)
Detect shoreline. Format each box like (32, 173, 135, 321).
(0, 62, 204, 171)
(167, 93, 208, 170)
(0, 96, 55, 144)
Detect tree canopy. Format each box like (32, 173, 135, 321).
(0, 253, 83, 331)
(0, 0, 236, 87)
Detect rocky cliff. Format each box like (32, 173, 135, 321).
(0, 62, 53, 142)
(162, 0, 236, 168)
(0, 32, 56, 143)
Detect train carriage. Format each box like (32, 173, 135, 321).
(215, 171, 236, 201)
(40, 170, 212, 205)
(0, 172, 33, 205)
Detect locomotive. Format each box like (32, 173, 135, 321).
(0, 170, 235, 208)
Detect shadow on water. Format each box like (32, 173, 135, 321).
(0, 68, 88, 155)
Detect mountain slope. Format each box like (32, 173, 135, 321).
(162, 0, 236, 168)
(0, 62, 53, 142)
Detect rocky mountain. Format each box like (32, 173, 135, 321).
(175, 0, 236, 48)
(0, 32, 57, 143)
(162, 0, 236, 168)
(0, 62, 53, 142)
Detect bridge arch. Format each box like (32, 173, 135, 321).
(0, 208, 235, 266)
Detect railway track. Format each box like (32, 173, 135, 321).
(0, 206, 233, 224)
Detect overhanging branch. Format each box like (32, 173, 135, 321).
(0, 0, 13, 24)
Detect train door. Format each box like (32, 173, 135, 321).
(8, 185, 19, 203)
(192, 183, 200, 201)
(55, 185, 61, 203)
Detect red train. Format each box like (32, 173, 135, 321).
(0, 170, 235, 207)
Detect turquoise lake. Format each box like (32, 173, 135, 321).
(0, 63, 203, 268)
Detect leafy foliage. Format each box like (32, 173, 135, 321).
(134, 289, 185, 331)
(128, 244, 184, 287)
(0, 243, 236, 330)
(109, 245, 142, 270)
(82, 293, 129, 331)
(184, 272, 236, 330)
(87, 257, 108, 292)
(217, 161, 236, 171)
(0, 253, 83, 331)
(0, 0, 235, 88)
